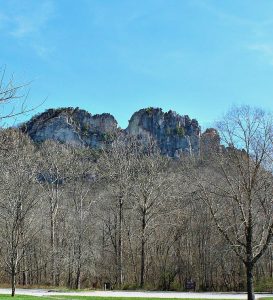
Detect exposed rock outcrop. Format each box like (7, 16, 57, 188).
(22, 106, 219, 157)
(22, 107, 118, 149)
(126, 108, 201, 157)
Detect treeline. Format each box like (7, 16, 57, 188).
(0, 106, 273, 297)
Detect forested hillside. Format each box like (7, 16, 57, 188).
(0, 106, 272, 295)
(21, 107, 209, 157)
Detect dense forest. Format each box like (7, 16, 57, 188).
(0, 105, 273, 300)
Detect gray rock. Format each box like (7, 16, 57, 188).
(126, 108, 201, 157)
(22, 106, 219, 157)
(22, 107, 118, 149)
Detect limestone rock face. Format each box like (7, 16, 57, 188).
(23, 107, 118, 149)
(22, 106, 219, 157)
(126, 108, 201, 157)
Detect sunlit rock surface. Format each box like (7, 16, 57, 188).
(22, 106, 219, 157)
(126, 108, 201, 157)
(22, 107, 118, 149)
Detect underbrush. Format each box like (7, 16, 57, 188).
(255, 277, 273, 292)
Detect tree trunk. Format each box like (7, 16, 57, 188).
(75, 203, 83, 290)
(246, 261, 255, 300)
(11, 268, 16, 297)
(50, 212, 56, 286)
(246, 218, 255, 300)
(118, 195, 123, 287)
(75, 266, 81, 289)
(75, 242, 82, 290)
(140, 211, 146, 288)
(67, 247, 73, 289)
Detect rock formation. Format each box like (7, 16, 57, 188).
(22, 106, 220, 157)
(22, 107, 119, 149)
(126, 108, 201, 157)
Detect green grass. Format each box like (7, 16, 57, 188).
(47, 298, 238, 300)
(255, 278, 273, 293)
(0, 296, 45, 300)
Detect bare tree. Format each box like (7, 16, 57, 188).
(0, 129, 40, 296)
(97, 135, 140, 287)
(130, 148, 173, 288)
(195, 106, 273, 300)
(0, 67, 31, 123)
(38, 141, 72, 286)
(65, 148, 95, 289)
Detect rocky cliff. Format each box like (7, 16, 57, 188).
(22, 107, 119, 148)
(127, 108, 201, 157)
(22, 107, 219, 157)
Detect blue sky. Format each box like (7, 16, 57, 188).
(0, 0, 273, 129)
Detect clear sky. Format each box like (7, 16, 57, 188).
(0, 0, 273, 130)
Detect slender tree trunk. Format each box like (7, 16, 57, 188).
(140, 211, 146, 288)
(67, 247, 73, 288)
(23, 253, 28, 286)
(75, 264, 81, 289)
(118, 195, 123, 287)
(246, 214, 255, 300)
(75, 200, 83, 289)
(11, 268, 16, 297)
(50, 211, 56, 286)
(75, 241, 82, 289)
(269, 247, 273, 278)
